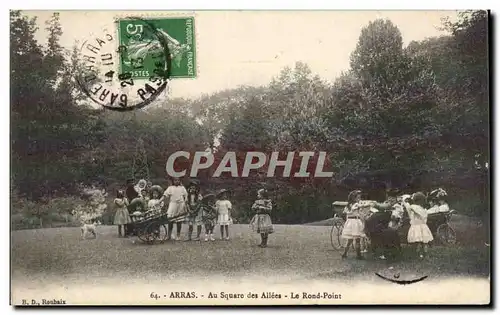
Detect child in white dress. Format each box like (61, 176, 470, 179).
(403, 192, 434, 258)
(216, 189, 232, 240)
(148, 188, 164, 215)
(160, 178, 188, 240)
(341, 190, 366, 260)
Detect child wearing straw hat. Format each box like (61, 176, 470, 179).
(427, 188, 450, 214)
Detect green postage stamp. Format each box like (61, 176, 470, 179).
(117, 17, 196, 79)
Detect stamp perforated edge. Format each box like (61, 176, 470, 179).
(113, 11, 200, 81)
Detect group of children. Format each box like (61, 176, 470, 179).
(341, 188, 451, 260)
(112, 178, 274, 247)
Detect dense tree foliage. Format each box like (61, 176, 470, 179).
(10, 10, 489, 227)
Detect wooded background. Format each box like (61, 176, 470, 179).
(10, 11, 489, 229)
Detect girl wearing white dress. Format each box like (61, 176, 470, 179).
(403, 192, 434, 258)
(341, 190, 366, 259)
(216, 189, 232, 240)
(160, 178, 188, 240)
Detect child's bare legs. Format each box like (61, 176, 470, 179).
(423, 243, 429, 257)
(204, 224, 210, 240)
(118, 225, 123, 237)
(224, 225, 229, 240)
(342, 239, 353, 258)
(204, 224, 214, 241)
(187, 223, 193, 240)
(204, 224, 209, 241)
(355, 238, 363, 259)
(259, 233, 268, 247)
(210, 225, 215, 241)
(419, 242, 428, 258)
(176, 222, 182, 240)
(414, 242, 423, 257)
(195, 225, 202, 240)
(167, 222, 174, 240)
(360, 237, 368, 253)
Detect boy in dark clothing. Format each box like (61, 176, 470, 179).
(125, 178, 139, 236)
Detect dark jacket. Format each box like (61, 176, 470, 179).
(126, 185, 139, 201)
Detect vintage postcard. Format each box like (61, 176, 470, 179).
(10, 10, 490, 306)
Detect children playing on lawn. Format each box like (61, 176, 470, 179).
(403, 192, 434, 259)
(249, 188, 274, 247)
(216, 189, 233, 240)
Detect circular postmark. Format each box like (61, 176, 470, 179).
(76, 17, 171, 111)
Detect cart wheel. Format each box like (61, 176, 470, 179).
(145, 222, 168, 244)
(330, 220, 345, 250)
(436, 224, 457, 245)
(137, 227, 155, 244)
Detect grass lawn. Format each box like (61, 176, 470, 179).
(10, 220, 490, 305)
